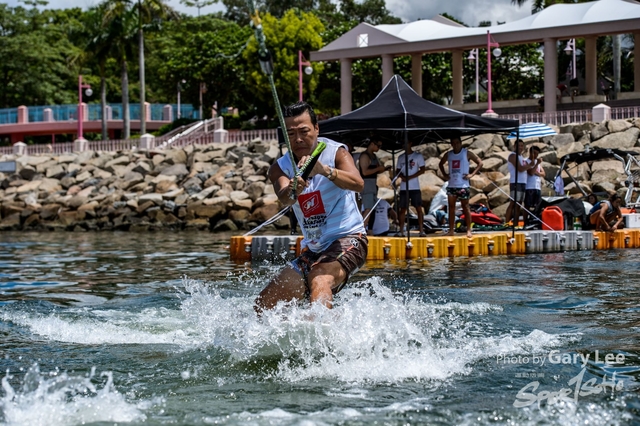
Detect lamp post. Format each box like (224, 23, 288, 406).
(564, 39, 576, 79)
(485, 30, 501, 116)
(77, 75, 92, 141)
(298, 50, 313, 101)
(467, 48, 479, 103)
(177, 79, 185, 119)
(199, 82, 207, 120)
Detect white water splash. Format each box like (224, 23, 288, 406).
(0, 364, 147, 426)
(2, 274, 577, 386)
(178, 275, 574, 384)
(1, 307, 198, 346)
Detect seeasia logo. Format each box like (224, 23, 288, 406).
(298, 191, 325, 217)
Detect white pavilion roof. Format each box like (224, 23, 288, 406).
(312, 0, 640, 61)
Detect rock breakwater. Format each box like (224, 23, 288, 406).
(1, 118, 638, 232)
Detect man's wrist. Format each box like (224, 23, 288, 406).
(328, 166, 337, 181)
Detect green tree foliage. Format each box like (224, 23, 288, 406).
(488, 45, 545, 100)
(337, 0, 401, 25)
(311, 0, 400, 115)
(147, 14, 252, 117)
(0, 4, 81, 107)
(179, 0, 217, 16)
(243, 10, 324, 109)
(511, 0, 591, 14)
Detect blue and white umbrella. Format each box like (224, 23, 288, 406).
(507, 122, 557, 140)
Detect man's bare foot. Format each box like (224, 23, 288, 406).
(466, 231, 473, 238)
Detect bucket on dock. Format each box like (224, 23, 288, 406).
(542, 206, 564, 231)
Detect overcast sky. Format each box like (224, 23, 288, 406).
(5, 0, 534, 27)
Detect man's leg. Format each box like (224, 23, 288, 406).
(523, 191, 531, 226)
(254, 267, 306, 315)
(307, 261, 347, 309)
(505, 201, 514, 224)
(513, 190, 522, 226)
(416, 205, 425, 235)
(398, 208, 407, 235)
(398, 191, 408, 235)
(461, 199, 472, 237)
(447, 194, 456, 236)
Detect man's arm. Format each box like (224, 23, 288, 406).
(409, 166, 426, 181)
(438, 152, 449, 179)
(388, 207, 398, 224)
(268, 162, 301, 206)
(467, 151, 483, 179)
(597, 204, 611, 229)
(311, 147, 364, 192)
(511, 153, 538, 173)
(359, 153, 384, 178)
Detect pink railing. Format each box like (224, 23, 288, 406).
(227, 129, 277, 143)
(1, 109, 636, 156)
(0, 126, 278, 156)
(610, 106, 640, 121)
(502, 110, 592, 126)
(503, 106, 640, 126)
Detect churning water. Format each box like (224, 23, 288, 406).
(0, 231, 639, 425)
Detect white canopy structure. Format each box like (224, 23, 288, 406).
(311, 0, 640, 115)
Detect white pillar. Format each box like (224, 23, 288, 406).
(73, 139, 87, 152)
(139, 133, 155, 150)
(592, 103, 611, 122)
(411, 53, 423, 97)
(13, 142, 27, 156)
(340, 58, 352, 115)
(585, 36, 598, 96)
(163, 105, 173, 122)
(543, 38, 557, 113)
(382, 54, 394, 87)
(214, 128, 229, 143)
(452, 50, 463, 105)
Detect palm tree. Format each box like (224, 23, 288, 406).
(180, 0, 216, 17)
(510, 0, 553, 14)
(134, 0, 178, 134)
(102, 0, 138, 139)
(83, 4, 113, 140)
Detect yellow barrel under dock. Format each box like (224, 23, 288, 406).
(229, 229, 640, 262)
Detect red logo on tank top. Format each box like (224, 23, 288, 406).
(452, 160, 460, 169)
(298, 191, 325, 217)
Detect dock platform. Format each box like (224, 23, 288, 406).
(229, 229, 640, 262)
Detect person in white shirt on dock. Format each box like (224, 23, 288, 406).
(438, 135, 483, 238)
(524, 145, 545, 227)
(395, 139, 426, 237)
(506, 139, 540, 227)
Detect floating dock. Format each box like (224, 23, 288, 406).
(229, 229, 640, 262)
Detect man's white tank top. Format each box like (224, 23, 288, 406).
(448, 148, 470, 188)
(526, 159, 542, 190)
(277, 138, 364, 252)
(508, 154, 528, 185)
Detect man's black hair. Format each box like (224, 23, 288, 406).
(283, 101, 317, 126)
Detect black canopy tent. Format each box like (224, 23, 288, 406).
(318, 75, 520, 238)
(319, 75, 519, 149)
